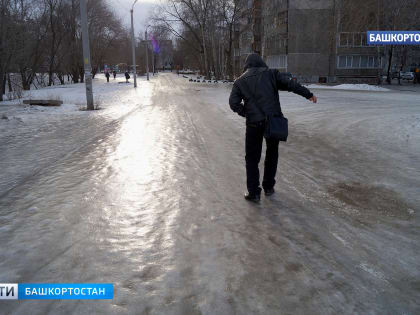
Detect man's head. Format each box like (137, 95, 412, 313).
(244, 53, 268, 72)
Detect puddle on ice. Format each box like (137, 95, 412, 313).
(328, 182, 414, 220)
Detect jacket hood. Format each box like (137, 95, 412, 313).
(244, 53, 268, 71)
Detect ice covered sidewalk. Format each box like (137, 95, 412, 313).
(1, 73, 420, 314)
(0, 74, 153, 196)
(188, 73, 420, 208)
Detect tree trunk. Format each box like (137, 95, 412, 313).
(200, 25, 210, 79)
(57, 73, 64, 84)
(398, 62, 403, 85)
(0, 73, 5, 100)
(398, 49, 406, 86)
(71, 70, 79, 83)
(7, 73, 12, 91)
(49, 72, 54, 86)
(48, 3, 56, 87)
(211, 32, 217, 79)
(386, 45, 393, 84)
(0, 0, 6, 101)
(92, 65, 98, 79)
(20, 71, 32, 90)
(79, 67, 84, 83)
(225, 23, 234, 80)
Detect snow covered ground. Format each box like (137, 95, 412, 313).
(1, 73, 419, 314)
(0, 74, 151, 136)
(304, 83, 391, 91)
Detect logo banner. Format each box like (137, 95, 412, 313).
(368, 31, 420, 45)
(0, 283, 113, 300)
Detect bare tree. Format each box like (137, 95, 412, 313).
(382, 0, 420, 84)
(0, 0, 14, 99)
(152, 0, 248, 79)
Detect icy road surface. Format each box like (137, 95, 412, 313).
(0, 73, 419, 314)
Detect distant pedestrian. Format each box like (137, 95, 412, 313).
(229, 53, 317, 202)
(105, 71, 110, 82)
(124, 71, 130, 83)
(113, 70, 117, 79)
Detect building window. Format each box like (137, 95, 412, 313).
(360, 56, 369, 68)
(266, 55, 287, 69)
(338, 55, 380, 69)
(339, 32, 370, 47)
(352, 56, 361, 68)
(369, 56, 379, 68)
(277, 11, 287, 26)
(361, 33, 367, 46)
(340, 33, 353, 47)
(339, 55, 347, 68)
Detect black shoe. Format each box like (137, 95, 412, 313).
(244, 193, 261, 202)
(264, 188, 275, 196)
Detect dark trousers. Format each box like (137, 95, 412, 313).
(246, 121, 280, 195)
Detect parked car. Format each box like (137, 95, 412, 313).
(400, 72, 414, 81)
(392, 71, 414, 80)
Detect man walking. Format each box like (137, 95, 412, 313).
(124, 71, 130, 83)
(229, 53, 317, 202)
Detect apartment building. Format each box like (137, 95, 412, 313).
(235, 0, 389, 83)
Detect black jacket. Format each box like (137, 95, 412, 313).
(229, 54, 313, 123)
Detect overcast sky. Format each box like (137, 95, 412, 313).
(106, 0, 160, 36)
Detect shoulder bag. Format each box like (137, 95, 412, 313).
(253, 72, 288, 142)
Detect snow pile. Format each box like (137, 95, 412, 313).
(305, 84, 390, 91)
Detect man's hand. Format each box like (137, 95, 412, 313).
(309, 95, 317, 103)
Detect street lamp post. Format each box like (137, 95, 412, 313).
(79, 0, 94, 110)
(152, 49, 155, 75)
(130, 0, 138, 88)
(145, 26, 151, 81)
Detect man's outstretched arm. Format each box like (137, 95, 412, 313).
(275, 71, 317, 103)
(229, 83, 246, 117)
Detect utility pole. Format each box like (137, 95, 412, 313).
(130, 0, 138, 88)
(152, 50, 155, 75)
(145, 28, 149, 81)
(377, 0, 382, 85)
(286, 0, 289, 73)
(79, 0, 94, 110)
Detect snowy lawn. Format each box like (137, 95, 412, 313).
(0, 74, 152, 137)
(304, 83, 391, 91)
